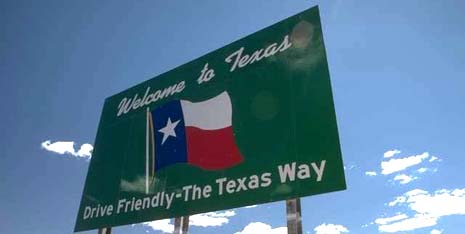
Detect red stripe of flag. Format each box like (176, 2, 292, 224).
(185, 126, 243, 170)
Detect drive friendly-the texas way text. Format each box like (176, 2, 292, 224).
(82, 160, 326, 220)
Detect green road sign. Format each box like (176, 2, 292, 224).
(75, 6, 346, 232)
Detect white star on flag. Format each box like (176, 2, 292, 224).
(158, 117, 180, 145)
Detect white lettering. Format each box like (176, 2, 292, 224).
(235, 177, 248, 192)
(297, 164, 311, 179)
(83, 206, 92, 220)
(117, 199, 126, 214)
(248, 175, 259, 189)
(117, 98, 131, 116)
(249, 49, 265, 64)
(82, 204, 113, 220)
(225, 34, 292, 72)
(311, 160, 326, 182)
(176, 80, 185, 92)
(116, 80, 185, 117)
(277, 160, 326, 183)
(264, 43, 278, 57)
(140, 87, 151, 106)
(132, 94, 141, 109)
(197, 64, 215, 84)
(203, 185, 212, 198)
(226, 180, 236, 194)
(145, 93, 154, 104)
(278, 162, 296, 183)
(216, 177, 227, 195)
(165, 192, 174, 209)
(260, 173, 272, 187)
(225, 47, 244, 72)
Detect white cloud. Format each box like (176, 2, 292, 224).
(76, 143, 93, 157)
(141, 219, 174, 233)
(41, 140, 93, 159)
(141, 211, 236, 233)
(361, 223, 370, 228)
(377, 188, 465, 232)
(384, 149, 401, 158)
(417, 167, 428, 173)
(41, 140, 75, 155)
(374, 214, 408, 225)
(343, 164, 356, 171)
(402, 189, 465, 217)
(314, 223, 349, 234)
(393, 174, 417, 184)
(235, 222, 286, 234)
(381, 152, 430, 175)
(365, 171, 377, 176)
(189, 210, 236, 227)
(429, 156, 439, 162)
(431, 229, 443, 234)
(244, 205, 258, 208)
(378, 214, 437, 233)
(388, 196, 406, 207)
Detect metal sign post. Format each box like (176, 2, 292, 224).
(174, 216, 189, 234)
(97, 227, 111, 234)
(286, 199, 302, 234)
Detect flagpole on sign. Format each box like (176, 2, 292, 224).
(174, 216, 190, 234)
(286, 198, 302, 234)
(145, 108, 150, 194)
(98, 228, 111, 234)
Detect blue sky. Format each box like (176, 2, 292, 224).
(1, 0, 465, 234)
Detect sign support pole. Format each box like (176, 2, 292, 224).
(182, 215, 189, 233)
(286, 199, 302, 234)
(98, 228, 111, 234)
(174, 216, 189, 234)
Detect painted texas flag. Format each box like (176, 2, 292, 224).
(146, 91, 243, 176)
